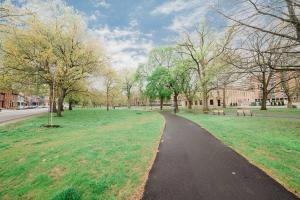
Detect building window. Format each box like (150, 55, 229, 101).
(210, 99, 214, 105)
(195, 100, 198, 105)
(200, 100, 202, 105)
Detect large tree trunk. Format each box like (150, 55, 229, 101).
(261, 88, 268, 110)
(188, 99, 193, 109)
(173, 93, 179, 113)
(160, 97, 163, 110)
(222, 86, 226, 108)
(287, 96, 293, 108)
(202, 95, 209, 112)
(201, 81, 209, 113)
(57, 88, 66, 117)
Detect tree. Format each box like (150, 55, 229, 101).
(230, 31, 294, 110)
(145, 67, 172, 110)
(53, 19, 104, 116)
(177, 24, 233, 112)
(121, 69, 135, 109)
(174, 58, 199, 109)
(1, 10, 105, 117)
(102, 68, 119, 111)
(1, 17, 58, 112)
(147, 46, 184, 112)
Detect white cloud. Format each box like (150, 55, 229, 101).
(151, 0, 197, 15)
(129, 18, 138, 28)
(88, 14, 97, 21)
(92, 0, 110, 9)
(151, 0, 218, 34)
(88, 26, 154, 69)
(167, 3, 211, 33)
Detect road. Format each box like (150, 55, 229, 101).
(0, 108, 48, 125)
(142, 112, 299, 200)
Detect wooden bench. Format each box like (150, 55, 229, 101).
(237, 109, 253, 116)
(212, 109, 225, 115)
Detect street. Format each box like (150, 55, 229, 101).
(0, 108, 48, 125)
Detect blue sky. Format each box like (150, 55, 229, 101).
(66, 0, 227, 44)
(10, 0, 229, 69)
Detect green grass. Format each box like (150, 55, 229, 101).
(178, 109, 300, 197)
(0, 109, 164, 200)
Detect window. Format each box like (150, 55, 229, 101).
(195, 100, 198, 105)
(210, 99, 214, 105)
(200, 100, 202, 105)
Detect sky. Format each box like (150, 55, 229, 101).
(8, 0, 229, 70)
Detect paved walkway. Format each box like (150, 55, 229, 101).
(142, 112, 299, 200)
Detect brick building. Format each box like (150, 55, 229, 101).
(0, 92, 18, 109)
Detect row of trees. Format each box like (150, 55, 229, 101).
(135, 1, 300, 111)
(1, 1, 300, 113)
(0, 3, 142, 115)
(96, 0, 300, 112)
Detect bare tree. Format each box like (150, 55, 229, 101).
(121, 69, 135, 109)
(219, 0, 300, 70)
(230, 31, 296, 110)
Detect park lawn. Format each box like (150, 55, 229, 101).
(0, 109, 164, 200)
(179, 110, 300, 197)
(222, 107, 300, 117)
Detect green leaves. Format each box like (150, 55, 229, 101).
(145, 67, 172, 101)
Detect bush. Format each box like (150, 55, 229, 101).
(52, 188, 81, 200)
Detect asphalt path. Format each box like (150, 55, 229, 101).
(142, 112, 299, 200)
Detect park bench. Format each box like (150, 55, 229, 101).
(236, 109, 253, 116)
(212, 109, 225, 115)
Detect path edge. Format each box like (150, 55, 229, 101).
(130, 113, 166, 200)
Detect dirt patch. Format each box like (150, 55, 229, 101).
(79, 159, 88, 164)
(49, 166, 66, 180)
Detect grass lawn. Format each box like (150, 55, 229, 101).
(178, 109, 300, 197)
(0, 109, 164, 200)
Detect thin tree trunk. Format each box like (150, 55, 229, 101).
(222, 86, 226, 108)
(49, 83, 57, 113)
(160, 97, 163, 110)
(261, 72, 267, 110)
(174, 93, 179, 113)
(68, 99, 73, 110)
(127, 95, 131, 109)
(106, 89, 109, 111)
